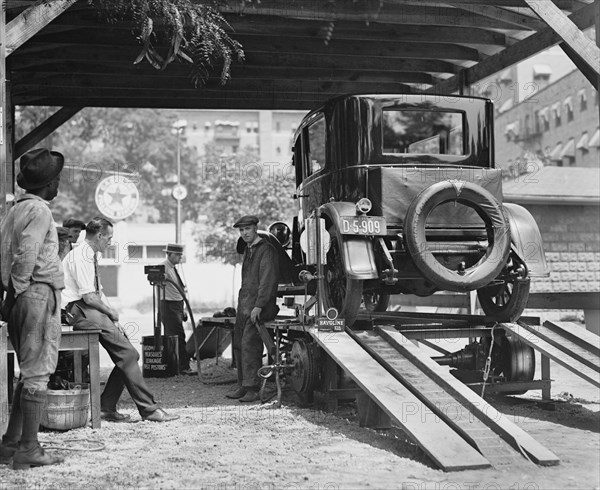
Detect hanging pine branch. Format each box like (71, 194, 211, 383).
(89, 0, 245, 86)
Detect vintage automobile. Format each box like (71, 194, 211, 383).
(281, 94, 548, 327)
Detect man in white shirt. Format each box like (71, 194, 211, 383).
(62, 217, 179, 423)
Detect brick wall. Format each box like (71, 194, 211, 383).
(525, 203, 600, 293)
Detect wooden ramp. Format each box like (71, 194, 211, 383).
(309, 327, 559, 471)
(501, 321, 600, 389)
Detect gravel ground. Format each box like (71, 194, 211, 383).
(0, 355, 598, 490)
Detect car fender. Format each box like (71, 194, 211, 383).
(503, 203, 549, 277)
(319, 202, 379, 280)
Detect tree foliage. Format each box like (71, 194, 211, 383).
(196, 142, 297, 265)
(16, 107, 202, 225)
(89, 0, 245, 85)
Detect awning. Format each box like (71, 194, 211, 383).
(576, 132, 589, 151)
(532, 64, 552, 77)
(549, 142, 563, 161)
(539, 107, 549, 121)
(551, 102, 561, 116)
(589, 128, 600, 147)
(559, 138, 575, 158)
(499, 68, 513, 82)
(563, 96, 573, 111)
(578, 88, 587, 102)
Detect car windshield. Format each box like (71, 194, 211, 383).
(382, 108, 465, 156)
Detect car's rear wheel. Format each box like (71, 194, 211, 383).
(404, 181, 511, 292)
(478, 277, 530, 322)
(320, 231, 363, 327)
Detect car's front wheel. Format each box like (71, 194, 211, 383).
(320, 231, 363, 327)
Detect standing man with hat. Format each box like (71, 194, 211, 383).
(161, 243, 192, 374)
(0, 148, 66, 469)
(226, 215, 280, 403)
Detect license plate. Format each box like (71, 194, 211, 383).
(340, 216, 387, 236)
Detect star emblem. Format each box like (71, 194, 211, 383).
(108, 185, 128, 206)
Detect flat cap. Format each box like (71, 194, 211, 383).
(233, 215, 259, 228)
(56, 226, 70, 241)
(63, 218, 86, 230)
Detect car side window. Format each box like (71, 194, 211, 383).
(306, 116, 326, 175)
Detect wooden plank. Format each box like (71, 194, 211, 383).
(376, 326, 560, 466)
(544, 321, 600, 356)
(0, 5, 9, 218)
(501, 322, 600, 388)
(220, 1, 523, 30)
(525, 0, 600, 88)
(526, 292, 600, 310)
(449, 3, 545, 30)
(428, 2, 596, 94)
(6, 0, 77, 55)
(309, 329, 491, 471)
(15, 106, 82, 159)
(354, 331, 531, 469)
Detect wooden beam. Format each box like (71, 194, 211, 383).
(427, 2, 597, 94)
(220, 1, 525, 31)
(14, 106, 82, 159)
(6, 0, 77, 55)
(524, 0, 599, 91)
(449, 3, 546, 30)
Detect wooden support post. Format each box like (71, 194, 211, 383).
(525, 0, 600, 90)
(6, 0, 78, 56)
(541, 355, 551, 401)
(15, 106, 83, 159)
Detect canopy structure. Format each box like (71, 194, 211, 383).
(0, 0, 599, 187)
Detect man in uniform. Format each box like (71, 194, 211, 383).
(161, 243, 192, 374)
(226, 215, 279, 403)
(0, 148, 66, 469)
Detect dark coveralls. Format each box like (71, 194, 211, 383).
(234, 238, 279, 389)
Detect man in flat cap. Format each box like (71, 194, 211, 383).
(161, 243, 192, 374)
(0, 148, 66, 469)
(226, 215, 279, 402)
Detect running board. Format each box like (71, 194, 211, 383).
(500, 321, 600, 388)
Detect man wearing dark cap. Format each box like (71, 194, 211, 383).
(226, 215, 280, 402)
(62, 218, 86, 246)
(161, 243, 192, 374)
(0, 148, 66, 469)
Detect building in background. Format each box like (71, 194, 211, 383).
(177, 109, 306, 164)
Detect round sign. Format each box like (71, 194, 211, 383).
(95, 175, 139, 220)
(172, 184, 188, 201)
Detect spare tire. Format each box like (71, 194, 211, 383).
(404, 180, 510, 292)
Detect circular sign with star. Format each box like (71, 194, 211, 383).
(95, 175, 139, 220)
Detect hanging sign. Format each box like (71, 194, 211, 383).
(95, 175, 139, 220)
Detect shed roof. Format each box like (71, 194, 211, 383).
(5, 0, 597, 111)
(503, 166, 600, 205)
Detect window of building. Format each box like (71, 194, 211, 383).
(246, 122, 252, 133)
(127, 245, 143, 260)
(204, 122, 211, 131)
(564, 97, 574, 122)
(541, 107, 550, 131)
(146, 246, 164, 259)
(276, 146, 281, 155)
(103, 245, 117, 260)
(276, 121, 281, 132)
(534, 110, 541, 133)
(579, 89, 587, 112)
(552, 102, 561, 127)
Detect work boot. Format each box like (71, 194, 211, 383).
(0, 440, 18, 465)
(12, 443, 64, 470)
(13, 389, 64, 470)
(0, 382, 24, 465)
(239, 390, 260, 403)
(225, 386, 247, 399)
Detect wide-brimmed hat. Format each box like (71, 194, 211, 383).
(16, 148, 64, 191)
(233, 215, 259, 228)
(164, 243, 184, 254)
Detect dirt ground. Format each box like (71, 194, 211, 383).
(0, 354, 598, 490)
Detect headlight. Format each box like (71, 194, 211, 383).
(356, 198, 372, 214)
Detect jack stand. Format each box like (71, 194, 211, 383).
(257, 326, 289, 407)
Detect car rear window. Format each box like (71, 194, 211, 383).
(382, 108, 465, 156)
